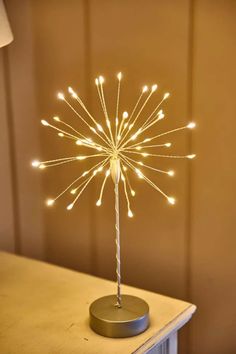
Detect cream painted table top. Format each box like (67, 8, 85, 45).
(0, 252, 196, 354)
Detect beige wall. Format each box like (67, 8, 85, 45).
(0, 1, 236, 353)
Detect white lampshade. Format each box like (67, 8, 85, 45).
(0, 0, 13, 48)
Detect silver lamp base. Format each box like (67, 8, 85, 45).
(89, 294, 149, 338)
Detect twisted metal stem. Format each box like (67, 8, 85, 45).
(114, 182, 122, 308)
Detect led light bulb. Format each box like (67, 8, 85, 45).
(123, 111, 128, 119)
(124, 122, 128, 129)
(53, 116, 60, 122)
(158, 113, 165, 120)
(97, 124, 103, 132)
(70, 189, 77, 195)
(57, 92, 65, 100)
(142, 153, 149, 157)
(187, 122, 196, 129)
(131, 190, 136, 197)
(82, 171, 89, 177)
(128, 209, 133, 218)
(123, 166, 127, 172)
(95, 78, 99, 86)
(76, 140, 82, 145)
(46, 199, 54, 206)
(98, 166, 103, 172)
(96, 199, 102, 206)
(168, 170, 175, 177)
(138, 161, 143, 166)
(67, 203, 73, 210)
(163, 92, 170, 100)
(117, 72, 122, 80)
(142, 85, 148, 93)
(31, 160, 40, 168)
(168, 197, 175, 205)
(106, 170, 111, 177)
(144, 138, 151, 143)
(58, 133, 64, 137)
(187, 154, 196, 159)
(76, 156, 86, 160)
(165, 143, 171, 147)
(39, 164, 46, 169)
(41, 120, 49, 126)
(129, 123, 134, 130)
(106, 119, 111, 128)
(90, 127, 96, 133)
(151, 84, 158, 92)
(99, 76, 104, 84)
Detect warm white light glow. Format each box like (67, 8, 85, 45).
(31, 160, 40, 167)
(152, 84, 158, 92)
(99, 76, 104, 84)
(57, 92, 65, 100)
(123, 111, 128, 119)
(35, 73, 195, 214)
(187, 154, 196, 159)
(97, 124, 103, 132)
(128, 209, 133, 217)
(168, 197, 175, 205)
(142, 85, 148, 93)
(41, 120, 49, 126)
(46, 199, 55, 206)
(163, 92, 170, 99)
(158, 113, 165, 120)
(187, 122, 196, 129)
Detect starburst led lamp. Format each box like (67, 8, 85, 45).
(32, 73, 196, 338)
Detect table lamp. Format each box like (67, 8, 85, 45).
(32, 73, 195, 337)
(0, 0, 13, 48)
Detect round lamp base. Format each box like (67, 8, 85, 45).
(89, 294, 149, 338)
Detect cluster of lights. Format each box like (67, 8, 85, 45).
(32, 73, 196, 217)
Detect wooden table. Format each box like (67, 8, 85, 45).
(0, 252, 196, 353)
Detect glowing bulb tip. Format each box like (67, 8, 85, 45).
(168, 197, 175, 205)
